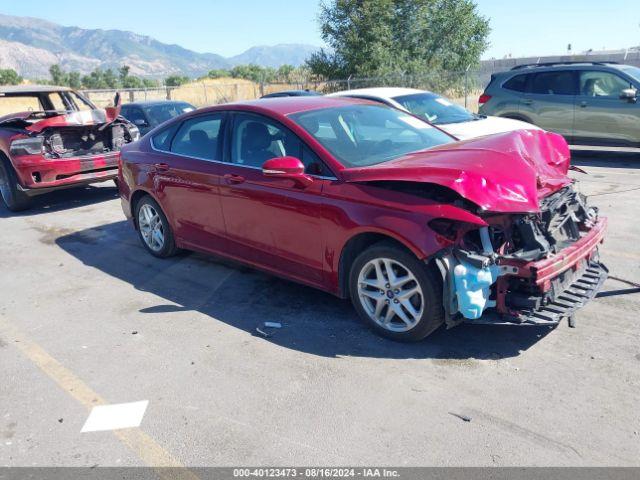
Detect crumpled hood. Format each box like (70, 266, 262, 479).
(341, 129, 572, 213)
(0, 106, 122, 133)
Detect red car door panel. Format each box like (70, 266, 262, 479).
(218, 112, 328, 286)
(219, 165, 325, 285)
(151, 113, 228, 251)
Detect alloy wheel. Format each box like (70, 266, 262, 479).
(138, 203, 165, 252)
(357, 257, 424, 332)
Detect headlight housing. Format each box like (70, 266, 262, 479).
(10, 136, 44, 156)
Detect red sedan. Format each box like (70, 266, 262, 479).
(118, 97, 607, 341)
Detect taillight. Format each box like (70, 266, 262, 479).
(478, 93, 492, 105)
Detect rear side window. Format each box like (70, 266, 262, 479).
(531, 71, 576, 95)
(503, 74, 528, 92)
(171, 114, 223, 161)
(151, 123, 179, 151)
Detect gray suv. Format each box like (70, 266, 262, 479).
(479, 62, 640, 150)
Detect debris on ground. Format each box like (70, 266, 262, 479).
(131, 331, 138, 335)
(58, 418, 63, 423)
(449, 412, 472, 422)
(255, 327, 272, 338)
(255, 322, 283, 338)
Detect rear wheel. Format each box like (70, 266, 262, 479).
(0, 156, 31, 212)
(135, 196, 177, 258)
(349, 242, 444, 342)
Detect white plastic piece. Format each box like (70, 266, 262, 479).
(81, 400, 148, 433)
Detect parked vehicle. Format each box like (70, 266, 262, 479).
(261, 89, 321, 99)
(329, 87, 537, 140)
(119, 97, 607, 341)
(120, 100, 195, 136)
(479, 62, 640, 151)
(0, 85, 139, 211)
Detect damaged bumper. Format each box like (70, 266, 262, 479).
(13, 152, 119, 195)
(437, 216, 608, 328)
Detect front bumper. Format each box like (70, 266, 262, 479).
(469, 217, 608, 326)
(13, 152, 119, 194)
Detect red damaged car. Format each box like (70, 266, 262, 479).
(0, 85, 139, 211)
(118, 97, 607, 341)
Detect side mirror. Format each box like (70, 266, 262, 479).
(133, 118, 149, 127)
(620, 88, 637, 102)
(262, 156, 313, 187)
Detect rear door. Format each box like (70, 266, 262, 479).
(150, 113, 229, 251)
(519, 70, 577, 140)
(573, 69, 640, 147)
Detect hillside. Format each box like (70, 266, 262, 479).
(0, 14, 320, 79)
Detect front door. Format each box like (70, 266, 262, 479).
(573, 70, 640, 147)
(218, 112, 331, 286)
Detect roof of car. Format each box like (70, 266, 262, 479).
(261, 90, 322, 98)
(328, 87, 427, 99)
(0, 84, 72, 94)
(123, 100, 193, 107)
(208, 96, 374, 116)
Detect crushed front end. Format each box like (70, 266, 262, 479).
(436, 184, 608, 327)
(6, 111, 139, 195)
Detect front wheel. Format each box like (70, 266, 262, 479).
(135, 196, 177, 258)
(349, 242, 444, 342)
(0, 157, 31, 212)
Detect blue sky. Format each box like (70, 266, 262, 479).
(1, 0, 638, 58)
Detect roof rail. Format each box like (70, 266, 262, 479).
(511, 61, 619, 70)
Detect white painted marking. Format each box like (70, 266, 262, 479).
(81, 400, 149, 433)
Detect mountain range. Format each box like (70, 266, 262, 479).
(0, 14, 320, 79)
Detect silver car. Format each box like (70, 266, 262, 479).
(479, 62, 640, 151)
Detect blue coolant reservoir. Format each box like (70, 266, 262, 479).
(453, 261, 501, 320)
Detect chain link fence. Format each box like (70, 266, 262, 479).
(82, 69, 489, 113)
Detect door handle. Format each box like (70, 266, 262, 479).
(224, 174, 245, 185)
(153, 163, 170, 172)
(522, 99, 533, 105)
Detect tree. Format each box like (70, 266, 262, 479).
(49, 64, 68, 85)
(276, 64, 295, 82)
(67, 71, 82, 89)
(0, 69, 22, 85)
(119, 65, 131, 84)
(230, 64, 276, 83)
(164, 75, 190, 87)
(207, 69, 230, 79)
(307, 0, 490, 78)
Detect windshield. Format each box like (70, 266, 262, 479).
(144, 103, 195, 126)
(620, 66, 640, 85)
(290, 104, 454, 168)
(392, 93, 475, 125)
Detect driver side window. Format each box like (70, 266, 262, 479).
(230, 113, 331, 176)
(579, 71, 631, 97)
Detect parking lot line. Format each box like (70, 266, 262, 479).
(0, 318, 200, 480)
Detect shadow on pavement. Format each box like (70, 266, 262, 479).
(56, 220, 554, 360)
(0, 184, 118, 218)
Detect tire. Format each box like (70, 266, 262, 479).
(135, 195, 177, 258)
(0, 156, 31, 212)
(349, 241, 444, 342)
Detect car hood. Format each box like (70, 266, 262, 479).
(340, 129, 572, 213)
(439, 115, 541, 141)
(0, 106, 122, 133)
